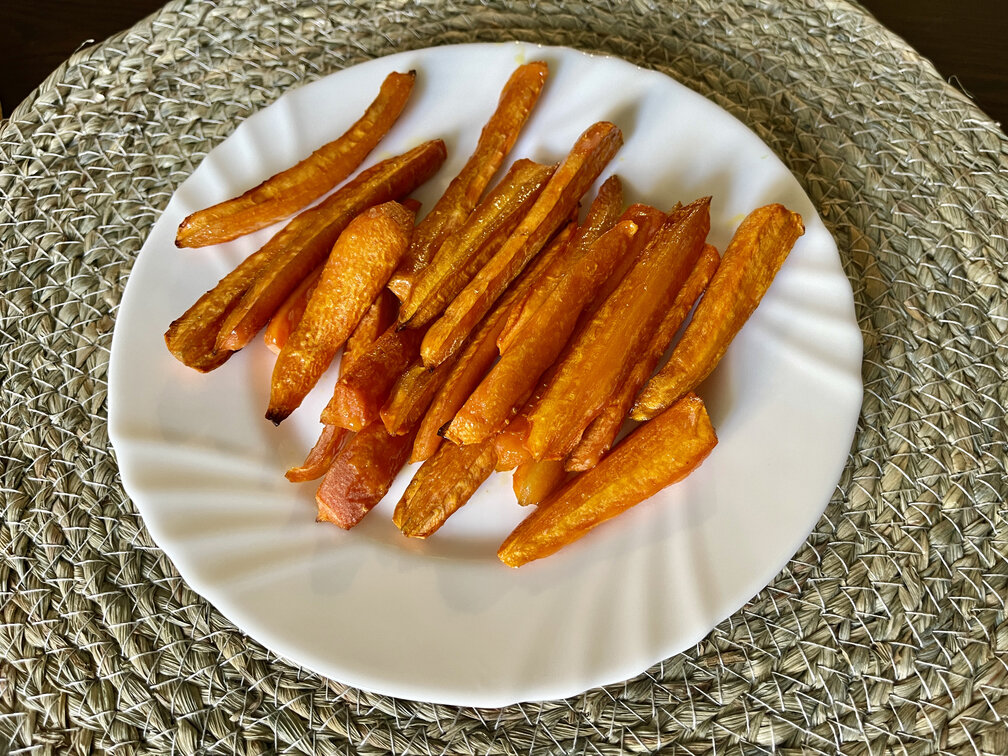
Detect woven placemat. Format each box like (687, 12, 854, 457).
(2, 0, 1006, 753)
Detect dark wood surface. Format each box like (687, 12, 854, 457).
(1, 1, 1005, 129)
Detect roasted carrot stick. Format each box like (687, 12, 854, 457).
(397, 159, 556, 328)
(164, 246, 272, 372)
(512, 459, 567, 507)
(379, 359, 454, 436)
(494, 414, 533, 472)
(497, 174, 624, 353)
(410, 224, 574, 463)
(266, 201, 415, 424)
(632, 205, 805, 420)
(524, 197, 711, 461)
(214, 139, 445, 353)
(498, 393, 717, 567)
(175, 71, 416, 248)
(421, 122, 623, 368)
(388, 62, 549, 300)
(445, 220, 638, 445)
(315, 422, 416, 530)
(263, 266, 323, 354)
(393, 438, 497, 537)
(567, 242, 720, 472)
(320, 325, 425, 431)
(285, 424, 349, 483)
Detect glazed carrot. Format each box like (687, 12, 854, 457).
(379, 359, 454, 436)
(266, 202, 415, 424)
(315, 423, 416, 530)
(524, 197, 711, 461)
(567, 242, 720, 471)
(410, 224, 574, 463)
(494, 414, 533, 472)
(632, 204, 805, 420)
(263, 266, 323, 354)
(497, 174, 624, 353)
(164, 246, 271, 372)
(512, 459, 567, 507)
(285, 424, 349, 483)
(320, 325, 425, 431)
(445, 220, 638, 445)
(215, 139, 446, 353)
(388, 62, 549, 300)
(393, 438, 497, 537)
(421, 122, 623, 368)
(498, 393, 717, 567)
(342, 289, 399, 372)
(176, 71, 416, 248)
(397, 159, 556, 328)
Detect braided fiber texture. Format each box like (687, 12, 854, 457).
(2, 0, 1007, 753)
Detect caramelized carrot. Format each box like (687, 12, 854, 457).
(512, 459, 567, 507)
(632, 205, 805, 419)
(388, 62, 549, 299)
(499, 393, 717, 567)
(263, 266, 323, 354)
(285, 424, 349, 483)
(524, 197, 711, 461)
(445, 220, 638, 445)
(397, 159, 556, 328)
(567, 243, 720, 471)
(421, 122, 623, 368)
(215, 139, 445, 353)
(176, 71, 416, 248)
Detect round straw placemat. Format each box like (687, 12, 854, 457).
(2, 0, 1006, 753)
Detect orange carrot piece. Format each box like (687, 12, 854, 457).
(176, 71, 416, 248)
(420, 122, 623, 368)
(263, 266, 324, 355)
(164, 246, 272, 372)
(494, 415, 533, 472)
(446, 220, 639, 445)
(342, 288, 399, 373)
(497, 175, 624, 353)
(397, 159, 556, 328)
(498, 393, 717, 567)
(320, 325, 425, 431)
(315, 423, 416, 529)
(388, 62, 549, 299)
(266, 201, 415, 424)
(410, 224, 574, 463)
(567, 243, 720, 471)
(632, 205, 805, 420)
(524, 197, 711, 461)
(379, 359, 453, 436)
(215, 139, 445, 353)
(285, 424, 349, 483)
(512, 459, 568, 507)
(392, 438, 497, 537)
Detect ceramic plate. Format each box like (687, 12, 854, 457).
(108, 42, 863, 707)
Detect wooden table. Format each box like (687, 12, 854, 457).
(2, 0, 1005, 129)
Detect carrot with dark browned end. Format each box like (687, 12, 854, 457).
(164, 246, 272, 372)
(267, 201, 415, 424)
(497, 174, 624, 353)
(446, 220, 639, 445)
(215, 139, 446, 353)
(410, 224, 574, 463)
(388, 62, 549, 300)
(567, 242, 720, 472)
(499, 393, 717, 567)
(393, 438, 497, 537)
(632, 205, 805, 420)
(320, 325, 425, 431)
(512, 459, 567, 507)
(176, 72, 416, 248)
(315, 423, 416, 529)
(397, 159, 556, 328)
(524, 197, 711, 461)
(421, 122, 623, 368)
(263, 266, 323, 354)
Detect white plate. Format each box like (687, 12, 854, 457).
(108, 42, 863, 707)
